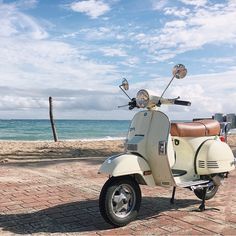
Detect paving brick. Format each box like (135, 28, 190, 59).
(1, 201, 24, 207)
(98, 228, 134, 235)
(138, 227, 168, 235)
(0, 160, 236, 235)
(221, 227, 236, 235)
(160, 224, 182, 233)
(169, 228, 205, 235)
(6, 204, 23, 211)
(21, 201, 50, 209)
(227, 214, 236, 223)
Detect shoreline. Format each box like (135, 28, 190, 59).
(0, 133, 235, 142)
(0, 134, 235, 144)
(0, 137, 126, 143)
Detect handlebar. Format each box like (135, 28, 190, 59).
(173, 100, 191, 106)
(120, 97, 191, 110)
(160, 97, 191, 106)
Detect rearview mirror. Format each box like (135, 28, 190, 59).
(121, 78, 129, 90)
(172, 64, 187, 79)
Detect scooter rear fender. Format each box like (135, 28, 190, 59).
(98, 153, 156, 187)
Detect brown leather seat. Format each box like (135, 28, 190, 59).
(171, 119, 220, 137)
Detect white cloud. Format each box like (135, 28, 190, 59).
(70, 0, 110, 19)
(166, 68, 236, 119)
(0, 1, 123, 118)
(151, 0, 168, 10)
(164, 7, 190, 18)
(79, 26, 111, 39)
(0, 36, 118, 89)
(198, 56, 235, 65)
(100, 47, 127, 57)
(179, 0, 207, 7)
(134, 1, 236, 61)
(0, 95, 48, 111)
(126, 67, 236, 120)
(1, 0, 236, 121)
(16, 0, 38, 9)
(78, 26, 126, 42)
(0, 3, 118, 86)
(0, 2, 47, 39)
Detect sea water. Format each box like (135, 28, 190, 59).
(0, 120, 130, 141)
(2, 119, 222, 141)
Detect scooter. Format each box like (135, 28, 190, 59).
(98, 64, 236, 227)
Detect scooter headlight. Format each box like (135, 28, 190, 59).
(136, 89, 149, 108)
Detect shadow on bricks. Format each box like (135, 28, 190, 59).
(0, 196, 199, 234)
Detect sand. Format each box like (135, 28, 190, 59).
(0, 135, 235, 164)
(0, 140, 125, 163)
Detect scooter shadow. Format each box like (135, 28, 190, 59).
(0, 196, 200, 234)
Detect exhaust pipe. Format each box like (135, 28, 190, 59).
(190, 181, 213, 191)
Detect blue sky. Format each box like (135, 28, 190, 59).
(0, 0, 236, 120)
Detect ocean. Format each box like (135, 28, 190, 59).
(1, 119, 231, 141)
(0, 120, 130, 141)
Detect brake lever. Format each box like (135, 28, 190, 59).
(166, 96, 181, 104)
(118, 104, 129, 108)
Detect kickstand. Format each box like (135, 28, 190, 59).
(170, 186, 176, 204)
(199, 187, 207, 211)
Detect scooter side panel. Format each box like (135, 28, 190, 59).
(196, 139, 235, 175)
(171, 136, 210, 182)
(172, 136, 196, 183)
(98, 154, 156, 187)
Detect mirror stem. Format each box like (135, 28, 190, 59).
(158, 75, 176, 104)
(119, 85, 132, 100)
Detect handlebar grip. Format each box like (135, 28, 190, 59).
(174, 100, 191, 106)
(128, 98, 137, 110)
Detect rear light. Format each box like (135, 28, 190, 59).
(220, 136, 226, 142)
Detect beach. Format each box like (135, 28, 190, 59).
(0, 135, 235, 164)
(0, 139, 125, 163)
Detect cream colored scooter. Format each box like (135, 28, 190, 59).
(98, 64, 235, 227)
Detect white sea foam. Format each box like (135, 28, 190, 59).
(0, 137, 126, 142)
(63, 136, 126, 142)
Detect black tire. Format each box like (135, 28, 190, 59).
(194, 185, 219, 200)
(99, 176, 141, 227)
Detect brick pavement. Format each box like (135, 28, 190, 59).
(0, 157, 236, 235)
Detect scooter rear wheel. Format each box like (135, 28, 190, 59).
(194, 185, 219, 200)
(99, 176, 141, 227)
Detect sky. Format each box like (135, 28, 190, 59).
(0, 0, 236, 120)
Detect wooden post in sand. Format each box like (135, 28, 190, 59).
(49, 96, 58, 142)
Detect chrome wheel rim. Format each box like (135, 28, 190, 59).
(111, 184, 136, 218)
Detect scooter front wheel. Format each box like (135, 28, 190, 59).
(99, 176, 141, 227)
(194, 185, 219, 200)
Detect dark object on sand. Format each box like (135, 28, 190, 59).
(49, 96, 58, 142)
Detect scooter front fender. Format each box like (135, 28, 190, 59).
(98, 153, 155, 187)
